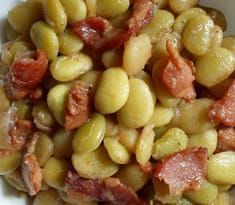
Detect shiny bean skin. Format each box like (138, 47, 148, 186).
(30, 21, 59, 60)
(152, 128, 188, 160)
(35, 133, 54, 166)
(58, 30, 84, 56)
(187, 129, 217, 156)
(72, 146, 119, 179)
(184, 180, 218, 204)
(0, 152, 21, 175)
(169, 0, 198, 14)
(42, 0, 67, 33)
(207, 151, 235, 185)
(60, 0, 87, 24)
(104, 137, 131, 165)
(173, 8, 206, 34)
(183, 14, 214, 56)
(53, 129, 73, 158)
(136, 124, 155, 165)
(176, 98, 216, 134)
(95, 68, 129, 114)
(47, 83, 71, 125)
(50, 54, 92, 82)
(210, 25, 223, 48)
(123, 34, 152, 75)
(97, 0, 130, 18)
(141, 9, 174, 43)
(117, 78, 155, 128)
(196, 47, 235, 87)
(72, 113, 106, 153)
(7, 1, 42, 34)
(115, 163, 149, 191)
(43, 157, 69, 190)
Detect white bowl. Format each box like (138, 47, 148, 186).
(0, 0, 234, 204)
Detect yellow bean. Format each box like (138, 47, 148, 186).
(58, 30, 84, 56)
(53, 129, 73, 158)
(123, 34, 152, 75)
(104, 116, 119, 137)
(95, 67, 129, 114)
(42, 0, 67, 33)
(176, 98, 216, 134)
(0, 152, 21, 175)
(210, 25, 223, 48)
(195, 47, 235, 87)
(149, 104, 174, 128)
(115, 163, 149, 191)
(158, 0, 169, 9)
(169, 0, 198, 14)
(217, 184, 231, 192)
(5, 22, 19, 41)
(72, 113, 106, 153)
(85, 0, 97, 17)
(72, 146, 119, 179)
(222, 36, 235, 54)
(184, 180, 218, 204)
(97, 0, 130, 18)
(102, 49, 122, 68)
(13, 100, 32, 120)
(33, 189, 64, 205)
(183, 14, 214, 56)
(60, 0, 87, 24)
(187, 129, 217, 156)
(4, 170, 27, 192)
(7, 1, 42, 34)
(43, 157, 69, 190)
(0, 86, 10, 114)
(152, 128, 188, 160)
(118, 125, 139, 153)
(118, 78, 155, 128)
(173, 8, 206, 33)
(47, 83, 71, 125)
(35, 133, 54, 166)
(104, 137, 131, 165)
(50, 54, 92, 82)
(30, 21, 59, 60)
(136, 124, 155, 165)
(212, 192, 232, 205)
(141, 9, 174, 43)
(207, 151, 235, 185)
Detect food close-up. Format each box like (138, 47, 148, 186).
(0, 0, 234, 204)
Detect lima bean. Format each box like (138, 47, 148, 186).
(0, 86, 10, 114)
(0, 152, 21, 175)
(42, 0, 67, 33)
(95, 68, 129, 114)
(60, 0, 87, 24)
(33, 189, 64, 205)
(183, 14, 214, 56)
(207, 151, 235, 185)
(222, 36, 235, 54)
(184, 180, 218, 204)
(72, 146, 119, 179)
(30, 21, 59, 60)
(123, 34, 152, 75)
(118, 78, 155, 128)
(115, 163, 149, 191)
(104, 137, 131, 165)
(47, 83, 71, 125)
(196, 47, 235, 87)
(43, 157, 69, 190)
(50, 54, 92, 82)
(169, 0, 198, 14)
(152, 128, 188, 160)
(187, 129, 217, 156)
(8, 1, 42, 34)
(72, 113, 106, 153)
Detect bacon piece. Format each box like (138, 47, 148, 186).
(9, 118, 32, 151)
(65, 81, 92, 131)
(4, 49, 48, 100)
(209, 80, 235, 127)
(21, 133, 42, 196)
(65, 171, 146, 205)
(159, 40, 196, 101)
(72, 0, 154, 51)
(216, 127, 235, 152)
(154, 148, 208, 196)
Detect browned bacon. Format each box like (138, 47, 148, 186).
(216, 127, 235, 152)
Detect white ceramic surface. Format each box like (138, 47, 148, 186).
(0, 0, 234, 204)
